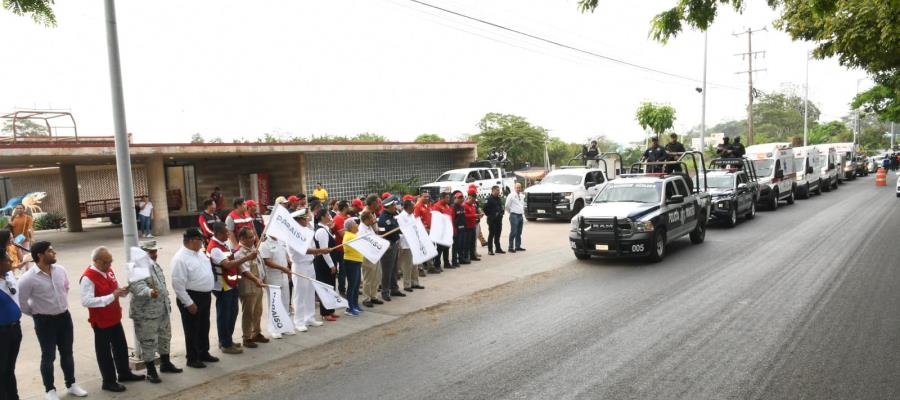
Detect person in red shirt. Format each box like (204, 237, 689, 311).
(463, 194, 480, 262)
(211, 187, 225, 210)
(331, 201, 349, 295)
(414, 193, 432, 231)
(429, 192, 453, 272)
(225, 199, 253, 247)
(198, 199, 220, 244)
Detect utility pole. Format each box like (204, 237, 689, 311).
(854, 78, 865, 146)
(734, 27, 767, 146)
(891, 122, 895, 150)
(104, 0, 139, 256)
(803, 50, 810, 147)
(700, 30, 708, 150)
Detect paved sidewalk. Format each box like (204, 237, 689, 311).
(15, 218, 568, 399)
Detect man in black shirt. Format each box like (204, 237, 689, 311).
(451, 192, 467, 267)
(732, 137, 746, 158)
(717, 137, 736, 158)
(584, 140, 600, 168)
(377, 197, 403, 300)
(642, 137, 668, 172)
(664, 134, 686, 173)
(483, 186, 505, 255)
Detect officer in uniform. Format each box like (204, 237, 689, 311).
(584, 140, 600, 168)
(642, 137, 668, 172)
(129, 240, 182, 383)
(664, 133, 686, 173)
(732, 137, 746, 158)
(717, 137, 736, 158)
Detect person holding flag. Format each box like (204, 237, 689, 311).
(430, 192, 453, 272)
(128, 240, 182, 384)
(208, 223, 257, 355)
(378, 197, 404, 301)
(258, 232, 293, 339)
(341, 218, 364, 316)
(235, 227, 268, 348)
(288, 208, 332, 332)
(359, 210, 382, 308)
(398, 200, 425, 293)
(312, 209, 339, 321)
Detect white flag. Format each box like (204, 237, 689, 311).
(399, 216, 438, 264)
(267, 285, 295, 334)
(346, 233, 391, 264)
(310, 279, 348, 310)
(127, 247, 152, 283)
(429, 211, 454, 247)
(265, 204, 313, 255)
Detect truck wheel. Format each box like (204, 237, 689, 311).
(745, 202, 756, 219)
(726, 207, 737, 227)
(574, 252, 590, 260)
(110, 215, 122, 225)
(787, 188, 795, 205)
(648, 230, 666, 262)
(690, 220, 706, 244)
(823, 179, 831, 192)
(770, 191, 779, 211)
(571, 200, 584, 217)
(801, 183, 810, 199)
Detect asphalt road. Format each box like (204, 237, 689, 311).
(220, 177, 900, 400)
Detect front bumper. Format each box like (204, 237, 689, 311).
(569, 231, 653, 257)
(709, 198, 735, 219)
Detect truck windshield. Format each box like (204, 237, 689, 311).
(706, 175, 734, 189)
(752, 159, 775, 177)
(435, 173, 465, 182)
(540, 174, 582, 185)
(593, 183, 660, 204)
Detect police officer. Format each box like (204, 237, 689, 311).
(378, 197, 404, 301)
(128, 240, 182, 383)
(732, 137, 746, 158)
(664, 133, 686, 173)
(717, 137, 736, 158)
(642, 137, 668, 172)
(585, 140, 600, 168)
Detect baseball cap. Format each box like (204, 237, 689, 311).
(454, 192, 464, 199)
(274, 196, 287, 205)
(383, 196, 399, 207)
(139, 240, 161, 251)
(402, 194, 415, 202)
(381, 192, 392, 200)
(287, 195, 300, 202)
(351, 198, 364, 209)
(245, 200, 258, 207)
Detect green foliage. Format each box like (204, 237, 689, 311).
(471, 113, 548, 167)
(621, 146, 644, 169)
(0, 216, 8, 230)
(34, 212, 65, 231)
(635, 102, 676, 144)
(3, 0, 56, 26)
(808, 121, 852, 145)
(852, 73, 900, 123)
(190, 133, 205, 143)
(1, 119, 49, 137)
(366, 177, 420, 197)
(752, 89, 821, 140)
(414, 133, 445, 142)
(353, 132, 387, 142)
(547, 137, 581, 167)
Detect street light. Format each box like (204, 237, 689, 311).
(700, 30, 708, 151)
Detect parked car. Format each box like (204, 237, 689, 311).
(524, 167, 607, 220)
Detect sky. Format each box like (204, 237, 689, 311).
(0, 0, 870, 146)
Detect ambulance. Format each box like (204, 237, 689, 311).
(813, 144, 840, 191)
(745, 143, 797, 210)
(833, 142, 859, 181)
(792, 146, 823, 198)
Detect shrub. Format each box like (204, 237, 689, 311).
(366, 178, 421, 197)
(34, 212, 66, 231)
(0, 216, 7, 230)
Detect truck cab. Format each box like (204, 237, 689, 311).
(524, 168, 606, 220)
(705, 158, 760, 227)
(793, 146, 823, 198)
(745, 143, 797, 210)
(569, 152, 711, 262)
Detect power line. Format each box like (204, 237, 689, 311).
(406, 0, 741, 90)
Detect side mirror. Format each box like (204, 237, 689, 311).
(737, 183, 748, 190)
(806, 166, 814, 174)
(668, 195, 684, 204)
(775, 170, 785, 179)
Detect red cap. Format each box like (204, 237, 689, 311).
(244, 200, 258, 207)
(351, 198, 364, 209)
(381, 192, 392, 200)
(454, 192, 464, 198)
(287, 195, 300, 202)
(402, 194, 415, 202)
(467, 186, 477, 195)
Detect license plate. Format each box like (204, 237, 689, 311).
(536, 209, 546, 214)
(595, 244, 609, 251)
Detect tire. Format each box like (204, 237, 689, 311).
(571, 200, 584, 218)
(801, 183, 810, 199)
(726, 207, 737, 228)
(745, 201, 756, 219)
(574, 252, 591, 260)
(648, 230, 666, 262)
(823, 179, 831, 192)
(110, 215, 122, 225)
(690, 219, 706, 244)
(814, 182, 822, 195)
(787, 188, 795, 205)
(770, 191, 779, 211)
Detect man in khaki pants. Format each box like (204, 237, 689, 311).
(398, 200, 425, 292)
(359, 210, 383, 308)
(235, 227, 268, 348)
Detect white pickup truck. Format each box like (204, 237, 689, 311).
(419, 164, 515, 199)
(524, 167, 607, 220)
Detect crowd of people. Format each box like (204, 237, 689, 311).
(0, 181, 529, 400)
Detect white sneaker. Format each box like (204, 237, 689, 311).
(295, 325, 308, 333)
(283, 329, 296, 336)
(146, 234, 155, 238)
(270, 332, 282, 339)
(67, 383, 89, 397)
(45, 389, 60, 400)
(308, 320, 323, 327)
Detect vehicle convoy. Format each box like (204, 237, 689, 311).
(524, 153, 622, 221)
(833, 142, 859, 180)
(419, 161, 515, 199)
(746, 143, 797, 210)
(792, 146, 823, 198)
(523, 167, 607, 220)
(570, 152, 710, 262)
(813, 144, 841, 191)
(705, 158, 760, 227)
(854, 155, 870, 177)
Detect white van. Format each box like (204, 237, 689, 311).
(745, 143, 797, 210)
(793, 146, 823, 198)
(813, 144, 840, 191)
(833, 142, 858, 181)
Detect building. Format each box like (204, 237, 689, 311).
(0, 138, 477, 234)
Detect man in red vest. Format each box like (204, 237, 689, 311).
(80, 247, 144, 392)
(429, 192, 454, 272)
(225, 198, 253, 247)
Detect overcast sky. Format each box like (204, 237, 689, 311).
(0, 0, 869, 146)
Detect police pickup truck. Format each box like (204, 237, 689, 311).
(570, 152, 711, 262)
(524, 167, 606, 220)
(705, 157, 760, 227)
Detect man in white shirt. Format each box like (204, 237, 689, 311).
(289, 208, 320, 332)
(138, 195, 154, 238)
(79, 247, 144, 392)
(170, 228, 218, 369)
(397, 200, 424, 292)
(505, 182, 526, 253)
(259, 232, 293, 338)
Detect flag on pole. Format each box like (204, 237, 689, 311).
(399, 215, 438, 264)
(310, 279, 348, 309)
(127, 246, 152, 283)
(265, 204, 314, 255)
(345, 233, 390, 264)
(267, 285, 295, 334)
(429, 211, 454, 247)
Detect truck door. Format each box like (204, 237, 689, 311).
(736, 173, 750, 212)
(663, 181, 685, 235)
(675, 179, 697, 232)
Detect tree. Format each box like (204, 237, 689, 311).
(190, 133, 205, 143)
(4, 0, 56, 26)
(751, 89, 821, 141)
(808, 121, 852, 145)
(414, 133, 445, 142)
(352, 132, 386, 142)
(1, 119, 49, 136)
(471, 113, 548, 167)
(547, 137, 580, 167)
(635, 102, 676, 145)
(851, 73, 900, 123)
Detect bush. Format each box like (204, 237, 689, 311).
(366, 178, 421, 197)
(0, 216, 7, 230)
(34, 212, 66, 231)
